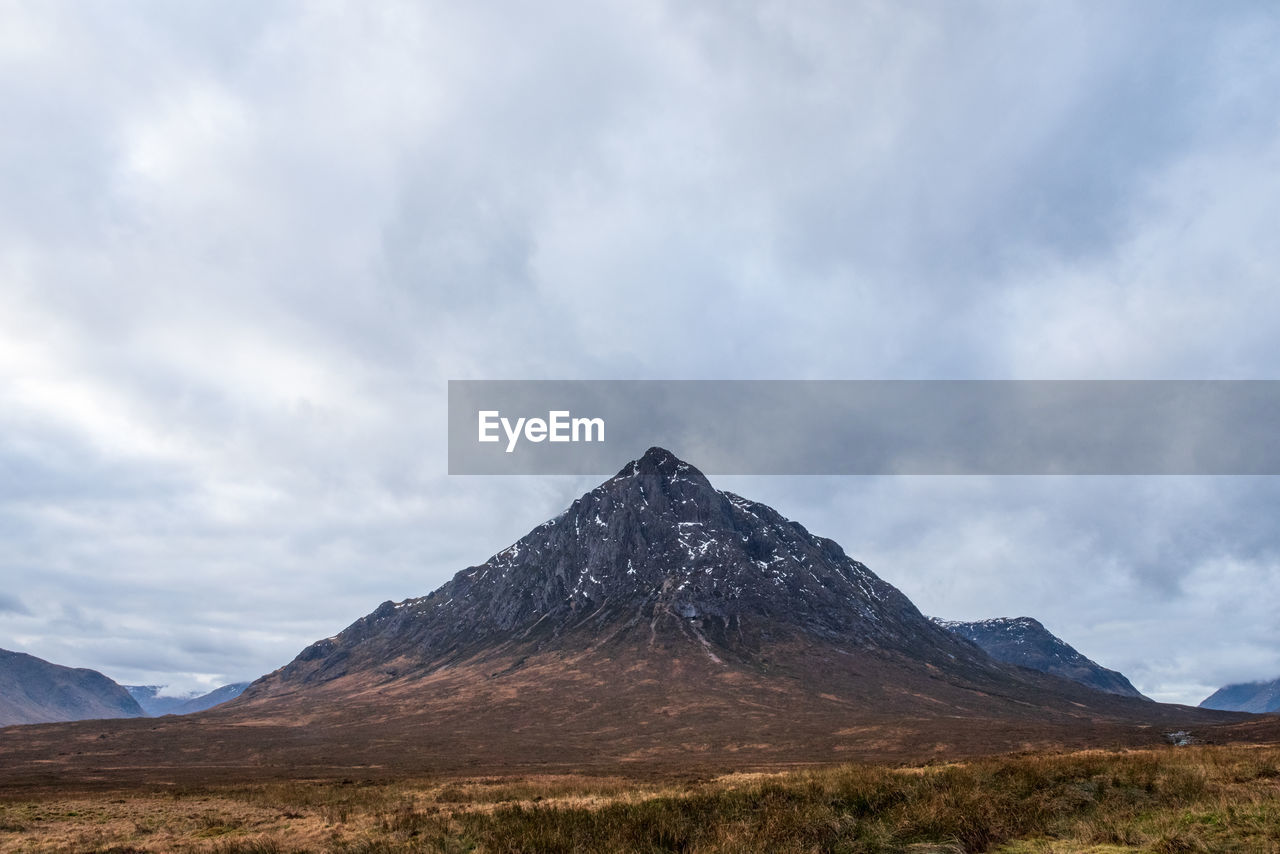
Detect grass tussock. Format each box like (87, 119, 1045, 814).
(1, 746, 1279, 853)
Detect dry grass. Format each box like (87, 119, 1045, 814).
(1, 746, 1279, 853)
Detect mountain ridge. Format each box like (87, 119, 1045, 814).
(932, 616, 1148, 699)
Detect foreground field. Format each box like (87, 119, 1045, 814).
(1, 746, 1278, 853)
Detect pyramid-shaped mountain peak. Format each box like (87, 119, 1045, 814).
(262, 448, 994, 691)
(603, 445, 718, 505)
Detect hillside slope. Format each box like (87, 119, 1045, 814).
(0, 648, 143, 728)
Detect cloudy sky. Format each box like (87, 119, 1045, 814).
(2, 1, 1279, 704)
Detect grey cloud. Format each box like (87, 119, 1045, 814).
(448, 381, 1280, 476)
(0, 594, 30, 616)
(1, 1, 1279, 705)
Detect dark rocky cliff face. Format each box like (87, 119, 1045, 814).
(932, 616, 1147, 699)
(254, 447, 993, 691)
(0, 649, 144, 727)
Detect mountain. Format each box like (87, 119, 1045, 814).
(232, 448, 1222, 763)
(0, 449, 1248, 785)
(0, 648, 144, 728)
(126, 685, 197, 717)
(932, 617, 1148, 699)
(127, 682, 252, 716)
(253, 446, 995, 693)
(176, 682, 250, 713)
(1201, 677, 1280, 714)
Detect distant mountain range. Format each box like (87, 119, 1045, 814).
(932, 616, 1148, 699)
(1201, 677, 1280, 714)
(0, 647, 250, 728)
(0, 648, 143, 727)
(126, 682, 251, 717)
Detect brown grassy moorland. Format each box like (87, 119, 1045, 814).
(2, 745, 1279, 853)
